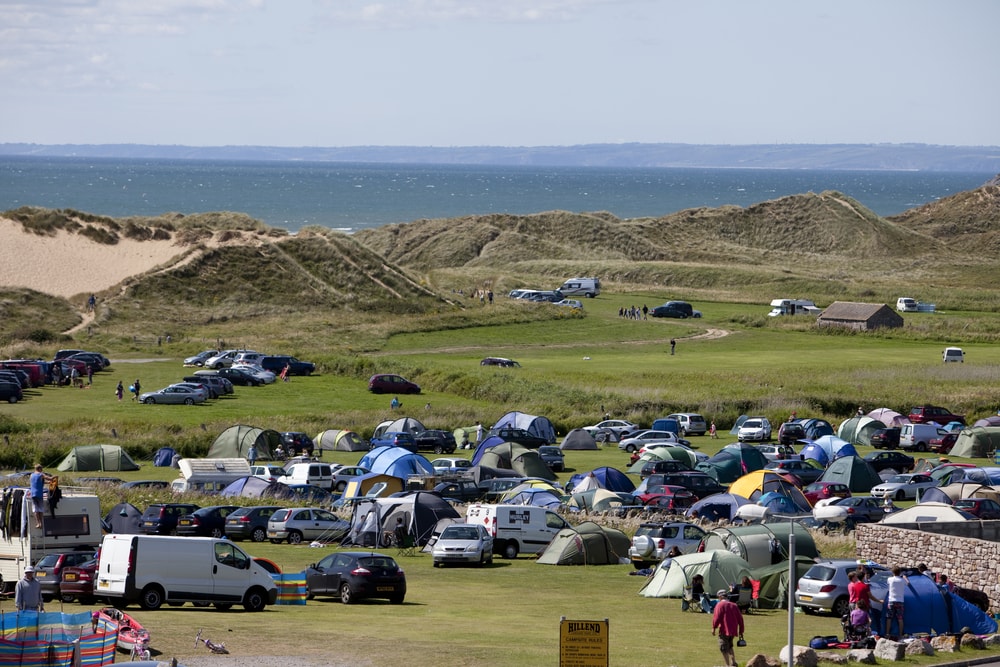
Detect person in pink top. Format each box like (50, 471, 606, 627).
(712, 589, 746, 667)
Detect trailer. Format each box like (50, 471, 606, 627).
(768, 299, 821, 317)
(0, 486, 102, 592)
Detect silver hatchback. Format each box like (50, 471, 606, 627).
(795, 559, 887, 617)
(267, 508, 349, 545)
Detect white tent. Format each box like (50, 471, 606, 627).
(882, 502, 973, 524)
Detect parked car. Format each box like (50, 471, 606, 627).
(431, 458, 473, 475)
(651, 301, 698, 318)
(280, 432, 315, 456)
(333, 466, 369, 493)
(870, 473, 939, 501)
(737, 417, 772, 442)
(776, 421, 806, 445)
(481, 357, 521, 367)
(634, 485, 697, 510)
(433, 480, 482, 503)
(304, 551, 406, 604)
(583, 419, 640, 441)
(802, 481, 851, 506)
(480, 477, 527, 503)
(174, 380, 219, 399)
(251, 465, 287, 483)
(0, 380, 23, 403)
(176, 505, 239, 538)
(58, 556, 99, 604)
(628, 521, 706, 569)
(368, 373, 421, 394)
(206, 366, 263, 386)
(432, 523, 494, 567)
(139, 384, 207, 405)
(942, 347, 965, 363)
(828, 496, 886, 525)
(646, 472, 726, 499)
(232, 363, 276, 383)
(489, 427, 549, 448)
(204, 349, 253, 369)
(183, 349, 220, 366)
(953, 498, 1000, 519)
(34, 550, 96, 601)
(120, 480, 169, 490)
(183, 374, 233, 396)
(618, 430, 681, 453)
(929, 430, 959, 454)
(639, 459, 692, 479)
(413, 429, 458, 454)
(66, 352, 107, 373)
(369, 430, 417, 451)
(537, 446, 565, 472)
(268, 508, 349, 544)
(863, 451, 915, 474)
(224, 505, 283, 542)
(666, 413, 708, 437)
(764, 460, 824, 485)
(796, 559, 888, 616)
(261, 355, 316, 376)
(755, 443, 797, 462)
(908, 405, 965, 425)
(141, 503, 200, 535)
(870, 427, 902, 450)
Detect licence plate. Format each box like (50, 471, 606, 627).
(800, 595, 813, 602)
(64, 573, 77, 581)
(98, 581, 109, 589)
(36, 572, 46, 577)
(180, 520, 191, 525)
(377, 586, 394, 592)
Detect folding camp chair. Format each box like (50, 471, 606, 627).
(393, 530, 416, 557)
(735, 586, 753, 613)
(681, 587, 703, 613)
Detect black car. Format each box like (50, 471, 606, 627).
(141, 503, 200, 535)
(281, 432, 315, 456)
(413, 429, 458, 454)
(863, 451, 914, 474)
(225, 506, 283, 542)
(870, 427, 902, 450)
(34, 550, 96, 602)
(304, 551, 406, 604)
(639, 459, 691, 479)
(433, 480, 482, 503)
(481, 357, 521, 367)
(261, 355, 315, 376)
(651, 300, 696, 319)
(489, 427, 548, 449)
(213, 367, 263, 386)
(0, 380, 23, 404)
(480, 477, 526, 502)
(538, 446, 565, 472)
(646, 471, 725, 499)
(66, 352, 107, 372)
(176, 505, 239, 538)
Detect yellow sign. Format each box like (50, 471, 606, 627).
(559, 617, 609, 667)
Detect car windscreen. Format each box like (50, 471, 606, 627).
(801, 565, 836, 581)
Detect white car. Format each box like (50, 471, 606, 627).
(554, 299, 583, 309)
(618, 430, 682, 453)
(430, 458, 473, 475)
(870, 473, 939, 501)
(432, 523, 494, 567)
(584, 419, 640, 442)
(737, 417, 772, 442)
(251, 465, 287, 483)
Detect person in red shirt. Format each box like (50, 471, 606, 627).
(712, 589, 746, 667)
(848, 570, 880, 611)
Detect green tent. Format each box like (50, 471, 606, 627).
(697, 443, 768, 483)
(56, 444, 140, 472)
(950, 426, 1000, 459)
(208, 424, 279, 459)
(819, 455, 882, 492)
(837, 416, 886, 446)
(699, 523, 817, 569)
(536, 521, 630, 565)
(639, 550, 751, 598)
(749, 557, 815, 609)
(480, 442, 556, 480)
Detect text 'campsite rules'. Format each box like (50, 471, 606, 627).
(559, 617, 608, 667)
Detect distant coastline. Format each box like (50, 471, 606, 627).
(2, 142, 1000, 173)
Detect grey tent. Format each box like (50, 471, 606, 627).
(384, 417, 426, 435)
(208, 424, 279, 459)
(951, 427, 1000, 459)
(818, 455, 882, 493)
(536, 521, 630, 565)
(57, 444, 140, 472)
(700, 523, 818, 569)
(314, 429, 367, 452)
(104, 502, 142, 533)
(837, 416, 886, 447)
(561, 428, 598, 450)
(480, 442, 557, 480)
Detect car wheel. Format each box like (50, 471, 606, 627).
(434, 445, 444, 454)
(287, 531, 303, 545)
(917, 442, 927, 452)
(243, 587, 267, 612)
(389, 593, 405, 604)
(335, 481, 347, 492)
(251, 527, 267, 542)
(895, 490, 906, 501)
(340, 583, 354, 604)
(60, 593, 75, 603)
(140, 585, 164, 610)
(211, 527, 223, 538)
(625, 444, 637, 453)
(143, 397, 155, 404)
(832, 596, 850, 618)
(184, 398, 194, 405)
(679, 428, 687, 437)
(503, 542, 519, 559)
(7, 396, 16, 404)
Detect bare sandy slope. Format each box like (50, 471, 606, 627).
(0, 217, 189, 299)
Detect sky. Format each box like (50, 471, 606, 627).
(2, 0, 998, 148)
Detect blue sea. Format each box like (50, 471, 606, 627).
(0, 156, 993, 233)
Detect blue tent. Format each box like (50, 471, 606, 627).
(797, 418, 835, 440)
(686, 492, 751, 522)
(567, 466, 635, 493)
(219, 476, 295, 499)
(359, 445, 434, 478)
(868, 568, 997, 636)
(799, 435, 856, 466)
(503, 489, 564, 508)
(758, 490, 811, 514)
(491, 411, 556, 444)
(470, 435, 506, 465)
(153, 447, 176, 467)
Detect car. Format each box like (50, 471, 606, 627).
(368, 373, 421, 394)
(651, 300, 697, 318)
(776, 421, 806, 445)
(908, 405, 965, 425)
(828, 496, 886, 525)
(737, 417, 772, 442)
(802, 481, 852, 506)
(627, 521, 707, 569)
(175, 505, 239, 538)
(796, 559, 888, 616)
(639, 459, 692, 478)
(369, 430, 417, 451)
(261, 355, 316, 376)
(764, 460, 824, 485)
(139, 384, 207, 405)
(120, 479, 170, 490)
(77, 476, 125, 486)
(618, 430, 681, 453)
(413, 429, 458, 454)
(433, 480, 482, 503)
(537, 446, 565, 472)
(304, 551, 406, 604)
(584, 419, 640, 442)
(186, 373, 233, 396)
(141, 503, 200, 535)
(432, 523, 494, 567)
(251, 464, 287, 483)
(953, 498, 1000, 519)
(203, 349, 253, 369)
(929, 430, 959, 454)
(645, 471, 726, 499)
(280, 432, 315, 456)
(232, 362, 277, 383)
(489, 426, 549, 448)
(431, 457, 473, 475)
(481, 477, 528, 503)
(224, 505, 283, 542)
(631, 442, 706, 464)
(943, 347, 965, 363)
(66, 352, 107, 372)
(755, 443, 797, 462)
(183, 349, 220, 366)
(633, 484, 697, 510)
(481, 357, 521, 367)
(267, 507, 349, 544)
(666, 413, 708, 437)
(896, 297, 918, 312)
(0, 380, 24, 403)
(205, 366, 263, 386)
(58, 557, 99, 604)
(863, 451, 915, 474)
(870, 473, 939, 501)
(174, 380, 219, 399)
(332, 466, 369, 492)
(33, 550, 96, 601)
(554, 299, 583, 309)
(870, 427, 902, 450)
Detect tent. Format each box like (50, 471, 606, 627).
(152, 447, 176, 467)
(56, 444, 140, 472)
(208, 424, 279, 460)
(465, 464, 522, 487)
(536, 521, 630, 565)
(219, 476, 294, 499)
(837, 416, 886, 447)
(381, 417, 426, 435)
(686, 493, 752, 522)
(491, 411, 556, 445)
(639, 551, 751, 598)
(696, 444, 768, 483)
(750, 557, 815, 609)
(818, 455, 882, 493)
(358, 446, 434, 478)
(868, 568, 997, 636)
(475, 441, 556, 480)
(757, 491, 811, 515)
(951, 427, 1000, 459)
(568, 488, 628, 513)
(881, 502, 973, 524)
(341, 472, 404, 501)
(700, 523, 817, 569)
(561, 428, 598, 450)
(104, 502, 142, 533)
(799, 435, 857, 467)
(503, 488, 564, 509)
(314, 429, 367, 452)
(728, 470, 803, 501)
(343, 492, 460, 547)
(867, 408, 909, 428)
(921, 482, 1000, 504)
(567, 467, 635, 493)
(797, 418, 835, 440)
(973, 416, 1000, 428)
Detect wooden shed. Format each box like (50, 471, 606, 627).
(816, 302, 904, 331)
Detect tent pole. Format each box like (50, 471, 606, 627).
(787, 529, 795, 667)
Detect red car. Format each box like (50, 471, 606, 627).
(929, 431, 959, 454)
(802, 482, 852, 506)
(908, 405, 965, 425)
(634, 485, 696, 510)
(953, 498, 1000, 519)
(58, 557, 98, 604)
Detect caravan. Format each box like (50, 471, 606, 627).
(768, 299, 821, 317)
(558, 277, 601, 298)
(171, 458, 253, 494)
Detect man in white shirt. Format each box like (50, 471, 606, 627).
(884, 566, 909, 639)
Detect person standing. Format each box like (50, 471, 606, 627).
(390, 396, 400, 410)
(709, 421, 718, 439)
(885, 566, 909, 639)
(86, 366, 93, 385)
(115, 380, 124, 401)
(15, 565, 44, 612)
(475, 421, 484, 447)
(132, 379, 141, 401)
(247, 444, 258, 467)
(670, 339, 676, 355)
(642, 304, 648, 320)
(712, 588, 745, 667)
(29, 463, 53, 529)
(848, 570, 879, 611)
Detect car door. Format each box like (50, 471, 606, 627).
(212, 541, 252, 603)
(307, 553, 341, 595)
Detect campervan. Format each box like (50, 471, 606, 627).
(466, 503, 569, 559)
(558, 277, 601, 298)
(96, 534, 277, 611)
(768, 299, 821, 317)
(896, 297, 918, 312)
(171, 458, 252, 494)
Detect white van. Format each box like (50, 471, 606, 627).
(896, 297, 918, 312)
(943, 347, 965, 363)
(278, 462, 335, 490)
(558, 277, 601, 298)
(95, 534, 277, 611)
(899, 423, 942, 453)
(466, 503, 569, 559)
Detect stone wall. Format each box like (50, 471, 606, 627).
(855, 522, 1000, 609)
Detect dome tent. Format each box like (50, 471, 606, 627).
(639, 550, 751, 598)
(697, 443, 768, 483)
(358, 446, 434, 478)
(491, 411, 556, 444)
(686, 492, 751, 522)
(472, 441, 556, 480)
(950, 427, 1000, 459)
(208, 424, 279, 460)
(56, 444, 140, 472)
(567, 467, 635, 493)
(798, 435, 857, 467)
(314, 429, 367, 452)
(837, 416, 886, 447)
(561, 428, 598, 450)
(817, 455, 881, 493)
(867, 408, 909, 428)
(536, 521, 630, 565)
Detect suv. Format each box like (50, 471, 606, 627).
(651, 301, 696, 319)
(261, 355, 315, 376)
(870, 427, 901, 449)
(666, 413, 707, 437)
(224, 505, 283, 542)
(34, 551, 96, 601)
(141, 503, 200, 535)
(370, 430, 417, 452)
(646, 472, 725, 499)
(737, 417, 772, 442)
(776, 421, 805, 445)
(863, 451, 914, 474)
(0, 380, 22, 404)
(280, 432, 315, 456)
(796, 559, 887, 616)
(413, 429, 458, 454)
(183, 374, 232, 396)
(628, 521, 707, 569)
(908, 405, 965, 425)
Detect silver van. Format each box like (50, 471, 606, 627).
(558, 277, 601, 298)
(666, 413, 707, 437)
(943, 347, 965, 363)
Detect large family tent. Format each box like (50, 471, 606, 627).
(491, 411, 556, 444)
(686, 493, 752, 522)
(818, 455, 881, 493)
(314, 429, 367, 452)
(567, 467, 635, 493)
(950, 427, 1000, 459)
(700, 523, 817, 569)
(536, 521, 629, 565)
(697, 443, 768, 483)
(837, 416, 886, 447)
(56, 444, 140, 472)
(881, 502, 974, 524)
(750, 557, 816, 609)
(868, 408, 909, 428)
(358, 446, 434, 478)
(381, 417, 426, 435)
(799, 435, 857, 467)
(104, 502, 142, 533)
(973, 416, 1000, 428)
(868, 568, 997, 636)
(797, 418, 835, 440)
(728, 470, 802, 501)
(152, 447, 177, 467)
(344, 492, 461, 547)
(476, 442, 555, 480)
(922, 482, 1000, 504)
(208, 424, 279, 460)
(568, 488, 627, 513)
(628, 445, 700, 472)
(219, 476, 294, 499)
(561, 428, 598, 450)
(639, 551, 751, 598)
